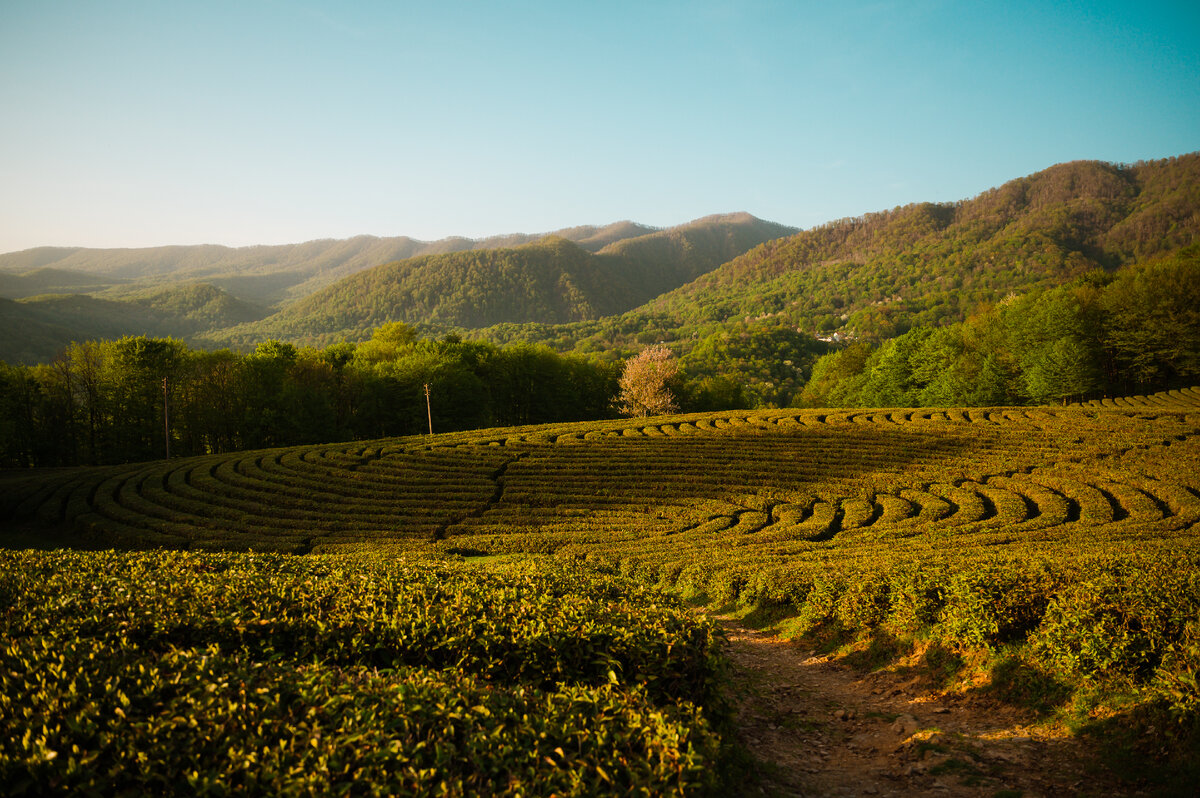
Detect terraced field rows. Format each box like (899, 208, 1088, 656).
(1078, 386, 1200, 410)
(4, 394, 1198, 570)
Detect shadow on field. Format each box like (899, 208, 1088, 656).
(0, 524, 105, 551)
(1, 419, 990, 553)
(1074, 703, 1200, 797)
(485, 423, 985, 528)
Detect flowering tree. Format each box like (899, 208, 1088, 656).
(615, 345, 679, 417)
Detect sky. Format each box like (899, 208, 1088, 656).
(1, 0, 1198, 254)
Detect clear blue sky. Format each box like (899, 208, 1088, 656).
(1, 0, 1197, 254)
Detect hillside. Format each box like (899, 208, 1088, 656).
(213, 238, 636, 345)
(0, 284, 267, 364)
(598, 212, 798, 300)
(629, 154, 1200, 340)
(0, 266, 126, 299)
(0, 213, 795, 361)
(206, 213, 797, 347)
(0, 221, 663, 307)
(101, 281, 267, 327)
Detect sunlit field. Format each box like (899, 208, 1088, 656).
(3, 387, 1198, 793)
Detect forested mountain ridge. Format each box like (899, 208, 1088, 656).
(0, 214, 795, 362)
(0, 267, 126, 299)
(2, 157, 1197, 457)
(632, 154, 1200, 340)
(3, 155, 1196, 370)
(598, 212, 799, 299)
(0, 283, 267, 365)
(204, 214, 798, 348)
(0, 221, 661, 307)
(223, 237, 632, 344)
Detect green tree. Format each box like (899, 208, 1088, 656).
(0, 362, 39, 467)
(1101, 245, 1200, 390)
(174, 348, 245, 455)
(105, 336, 186, 461)
(1003, 284, 1103, 404)
(64, 341, 106, 464)
(683, 375, 747, 412)
(1024, 335, 1100, 404)
(910, 317, 1022, 406)
(680, 326, 825, 409)
(355, 322, 419, 364)
(488, 344, 569, 426)
(858, 327, 936, 406)
(242, 340, 301, 448)
(797, 341, 873, 407)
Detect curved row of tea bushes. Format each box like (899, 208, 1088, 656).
(5, 404, 1197, 557)
(1078, 386, 1200, 410)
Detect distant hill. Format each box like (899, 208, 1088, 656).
(226, 237, 630, 344)
(0, 221, 665, 307)
(598, 213, 798, 300)
(210, 214, 798, 347)
(0, 267, 126, 299)
(0, 214, 796, 361)
(0, 284, 268, 364)
(102, 282, 268, 329)
(628, 154, 1200, 340)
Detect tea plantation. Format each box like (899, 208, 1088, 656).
(0, 552, 726, 795)
(2, 386, 1199, 794)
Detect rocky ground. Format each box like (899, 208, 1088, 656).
(711, 614, 1135, 797)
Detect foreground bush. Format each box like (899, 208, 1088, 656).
(0, 550, 727, 796)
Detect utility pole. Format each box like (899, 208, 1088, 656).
(423, 383, 433, 437)
(163, 376, 170, 460)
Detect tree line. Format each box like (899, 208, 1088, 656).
(0, 318, 834, 467)
(0, 323, 618, 467)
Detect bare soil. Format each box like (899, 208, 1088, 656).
(708, 612, 1137, 797)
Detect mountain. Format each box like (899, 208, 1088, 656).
(4, 152, 1197, 365)
(625, 154, 1200, 341)
(0, 213, 796, 361)
(209, 214, 798, 347)
(222, 237, 631, 345)
(101, 282, 268, 329)
(597, 213, 799, 300)
(0, 267, 126, 299)
(0, 221, 664, 307)
(0, 284, 267, 364)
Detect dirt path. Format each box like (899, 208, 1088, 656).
(709, 614, 1127, 797)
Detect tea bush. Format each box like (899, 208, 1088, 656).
(0, 550, 728, 796)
